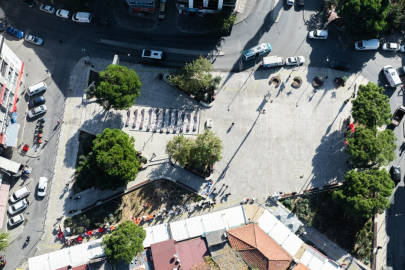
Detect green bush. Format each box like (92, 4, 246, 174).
(64, 217, 72, 227)
(209, 10, 237, 33)
(76, 227, 85, 234)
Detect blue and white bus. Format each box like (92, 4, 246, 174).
(242, 43, 272, 61)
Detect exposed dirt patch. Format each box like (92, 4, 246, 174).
(69, 179, 204, 231)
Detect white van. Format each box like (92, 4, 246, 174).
(383, 65, 402, 88)
(10, 186, 30, 203)
(263, 56, 285, 68)
(72, 12, 92, 23)
(56, 9, 72, 19)
(27, 81, 47, 96)
(355, 39, 380, 50)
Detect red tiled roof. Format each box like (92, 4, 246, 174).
(175, 238, 209, 270)
(227, 223, 293, 270)
(150, 239, 178, 270)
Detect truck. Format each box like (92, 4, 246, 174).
(262, 56, 285, 68)
(391, 106, 405, 126)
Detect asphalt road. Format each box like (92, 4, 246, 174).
(1, 0, 405, 268)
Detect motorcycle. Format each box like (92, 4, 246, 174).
(73, 196, 81, 202)
(25, 236, 31, 245)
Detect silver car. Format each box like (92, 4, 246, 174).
(382, 43, 400, 52)
(24, 35, 43, 46)
(39, 4, 56, 14)
(28, 105, 47, 118)
(286, 56, 305, 66)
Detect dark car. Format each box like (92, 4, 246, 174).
(330, 61, 350, 71)
(29, 96, 46, 108)
(0, 22, 5, 32)
(93, 16, 111, 27)
(390, 165, 401, 182)
(22, 0, 35, 7)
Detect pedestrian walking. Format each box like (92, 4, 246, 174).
(222, 183, 225, 187)
(57, 120, 61, 124)
(212, 187, 216, 191)
(59, 39, 63, 44)
(65, 183, 69, 188)
(45, 140, 48, 143)
(225, 193, 231, 197)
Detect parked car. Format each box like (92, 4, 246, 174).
(24, 35, 43, 46)
(22, 0, 35, 8)
(28, 105, 47, 118)
(37, 177, 48, 197)
(55, 9, 72, 19)
(8, 214, 24, 226)
(92, 16, 111, 27)
(390, 165, 401, 182)
(382, 43, 400, 52)
(39, 4, 56, 14)
(5, 27, 24, 39)
(400, 45, 405, 53)
(391, 106, 405, 126)
(286, 56, 305, 66)
(286, 0, 294, 5)
(298, 0, 304, 5)
(308, 30, 328, 39)
(8, 199, 28, 215)
(0, 22, 5, 32)
(29, 96, 46, 108)
(159, 0, 166, 20)
(330, 61, 350, 71)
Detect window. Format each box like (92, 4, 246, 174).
(0, 61, 8, 77)
(12, 72, 18, 85)
(7, 67, 13, 81)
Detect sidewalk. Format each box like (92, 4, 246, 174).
(374, 212, 387, 270)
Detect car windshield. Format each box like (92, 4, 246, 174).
(31, 36, 38, 42)
(11, 205, 16, 211)
(39, 187, 45, 192)
(30, 109, 36, 115)
(40, 106, 44, 110)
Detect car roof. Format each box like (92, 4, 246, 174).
(39, 177, 47, 187)
(12, 214, 23, 221)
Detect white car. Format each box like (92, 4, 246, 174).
(8, 199, 28, 215)
(286, 56, 305, 65)
(286, 0, 294, 5)
(382, 43, 400, 51)
(39, 4, 56, 14)
(28, 105, 47, 118)
(8, 214, 24, 226)
(37, 177, 48, 197)
(158, 2, 166, 20)
(308, 30, 328, 39)
(24, 35, 43, 46)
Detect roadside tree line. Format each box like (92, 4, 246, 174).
(333, 82, 396, 219)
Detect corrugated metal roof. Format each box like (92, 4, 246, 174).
(0, 183, 10, 228)
(143, 223, 170, 247)
(205, 229, 227, 246)
(5, 123, 19, 148)
(150, 239, 177, 270)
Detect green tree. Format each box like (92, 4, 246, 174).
(0, 233, 9, 252)
(168, 56, 217, 95)
(86, 128, 140, 190)
(345, 126, 396, 168)
(340, 0, 389, 40)
(102, 220, 146, 264)
(166, 129, 223, 170)
(351, 83, 391, 128)
(332, 169, 394, 219)
(209, 10, 237, 33)
(190, 129, 223, 170)
(165, 134, 194, 167)
(386, 4, 404, 31)
(95, 64, 142, 111)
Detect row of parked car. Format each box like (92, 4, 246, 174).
(8, 178, 48, 227)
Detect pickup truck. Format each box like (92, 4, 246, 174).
(392, 106, 405, 126)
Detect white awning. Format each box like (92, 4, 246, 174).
(0, 156, 20, 173)
(143, 223, 170, 247)
(28, 239, 104, 270)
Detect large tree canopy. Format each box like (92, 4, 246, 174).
(166, 129, 223, 170)
(95, 64, 142, 111)
(0, 233, 9, 252)
(345, 126, 396, 168)
(168, 56, 218, 95)
(351, 82, 391, 128)
(102, 221, 146, 264)
(341, 0, 389, 40)
(85, 128, 139, 190)
(333, 169, 394, 219)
